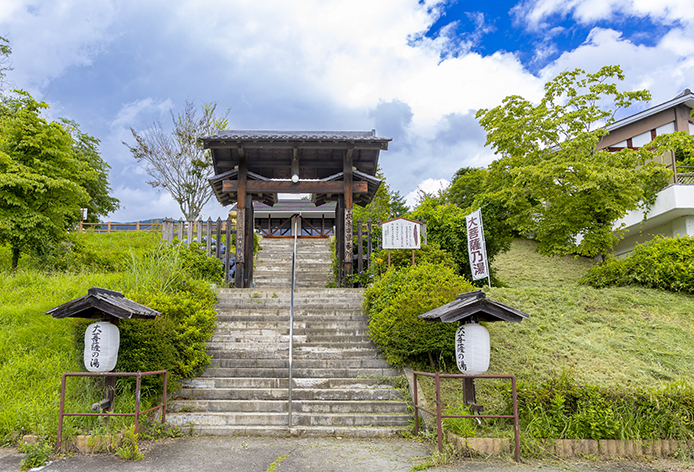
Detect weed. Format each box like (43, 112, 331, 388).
(19, 440, 52, 471)
(266, 453, 289, 472)
(115, 425, 144, 461)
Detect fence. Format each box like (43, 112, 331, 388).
(56, 370, 167, 450)
(412, 371, 520, 461)
(79, 220, 161, 233)
(161, 218, 238, 284)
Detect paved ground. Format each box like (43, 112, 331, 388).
(2, 437, 693, 472)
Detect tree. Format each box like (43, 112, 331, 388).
(352, 167, 409, 223)
(445, 167, 487, 209)
(0, 91, 93, 269)
(0, 36, 11, 89)
(125, 101, 229, 221)
(61, 119, 120, 223)
(476, 66, 671, 258)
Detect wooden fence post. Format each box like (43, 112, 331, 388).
(225, 217, 232, 284)
(206, 218, 212, 256)
(357, 218, 363, 274)
(367, 219, 373, 268)
(215, 218, 222, 259)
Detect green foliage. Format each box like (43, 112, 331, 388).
(118, 279, 216, 386)
(513, 373, 694, 440)
(19, 440, 53, 470)
(353, 167, 409, 223)
(476, 65, 671, 258)
(60, 118, 120, 222)
(0, 91, 93, 268)
(445, 167, 487, 210)
(581, 236, 694, 293)
(179, 242, 225, 282)
(442, 404, 478, 438)
(115, 425, 144, 461)
(363, 262, 475, 366)
(411, 195, 512, 283)
(24, 231, 161, 273)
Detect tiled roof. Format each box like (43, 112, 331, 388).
(46, 287, 161, 320)
(203, 130, 391, 142)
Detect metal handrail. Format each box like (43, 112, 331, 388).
(412, 371, 520, 462)
(288, 215, 299, 426)
(56, 370, 167, 449)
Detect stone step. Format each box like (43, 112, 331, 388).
(167, 398, 408, 415)
(206, 347, 383, 359)
(211, 330, 371, 345)
(172, 388, 404, 402)
(180, 377, 395, 389)
(208, 358, 392, 369)
(210, 326, 368, 336)
(158, 424, 405, 438)
(214, 320, 369, 330)
(214, 310, 365, 319)
(201, 367, 401, 378)
(165, 411, 411, 427)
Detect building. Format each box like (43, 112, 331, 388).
(599, 89, 694, 256)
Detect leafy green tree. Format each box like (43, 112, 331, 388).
(61, 119, 120, 223)
(125, 100, 229, 220)
(411, 193, 513, 283)
(476, 66, 671, 258)
(353, 167, 409, 223)
(445, 167, 487, 209)
(0, 92, 93, 269)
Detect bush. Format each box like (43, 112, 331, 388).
(581, 236, 694, 293)
(410, 195, 512, 284)
(348, 243, 457, 287)
(363, 262, 475, 367)
(512, 373, 694, 440)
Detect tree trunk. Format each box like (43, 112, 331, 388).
(11, 246, 20, 271)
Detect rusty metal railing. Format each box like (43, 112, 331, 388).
(57, 370, 167, 449)
(412, 371, 521, 461)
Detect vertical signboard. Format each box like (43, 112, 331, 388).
(465, 209, 490, 282)
(381, 218, 421, 249)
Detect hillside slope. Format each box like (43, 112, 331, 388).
(483, 239, 694, 387)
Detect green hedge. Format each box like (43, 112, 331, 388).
(363, 262, 474, 366)
(512, 373, 694, 440)
(581, 236, 694, 293)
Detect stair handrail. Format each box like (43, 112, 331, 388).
(288, 214, 300, 427)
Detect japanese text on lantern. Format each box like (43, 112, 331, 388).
(90, 324, 102, 369)
(465, 209, 489, 281)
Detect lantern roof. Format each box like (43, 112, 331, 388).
(46, 287, 160, 320)
(419, 290, 529, 324)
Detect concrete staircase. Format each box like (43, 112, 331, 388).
(166, 238, 410, 437)
(253, 238, 333, 289)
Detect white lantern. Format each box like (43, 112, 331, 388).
(455, 322, 490, 375)
(84, 321, 120, 372)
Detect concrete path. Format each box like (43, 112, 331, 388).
(2, 437, 692, 472)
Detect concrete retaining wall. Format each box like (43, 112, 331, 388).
(450, 434, 694, 458)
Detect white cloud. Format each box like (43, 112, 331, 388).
(514, 0, 694, 30)
(0, 0, 117, 94)
(405, 178, 450, 208)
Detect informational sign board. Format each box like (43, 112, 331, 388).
(381, 218, 421, 249)
(465, 209, 490, 281)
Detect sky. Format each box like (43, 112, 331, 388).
(1, 0, 694, 221)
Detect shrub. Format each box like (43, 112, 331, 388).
(348, 243, 457, 287)
(581, 236, 694, 293)
(178, 242, 224, 283)
(511, 373, 694, 440)
(410, 195, 512, 284)
(363, 262, 475, 367)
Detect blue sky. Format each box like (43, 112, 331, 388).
(1, 0, 693, 221)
